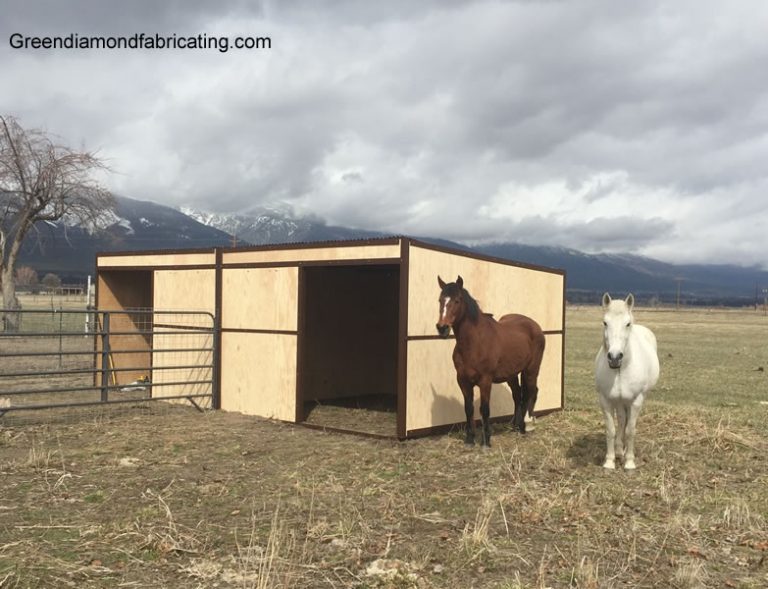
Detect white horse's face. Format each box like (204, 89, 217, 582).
(601, 293, 635, 369)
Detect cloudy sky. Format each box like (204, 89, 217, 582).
(2, 0, 767, 267)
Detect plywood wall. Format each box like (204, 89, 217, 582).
(219, 267, 299, 419)
(404, 244, 565, 435)
(407, 245, 564, 335)
(153, 269, 216, 313)
(220, 332, 297, 420)
(98, 251, 215, 268)
(222, 242, 401, 265)
(221, 267, 298, 331)
(405, 334, 563, 434)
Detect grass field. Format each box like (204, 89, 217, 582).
(6, 293, 93, 334)
(1, 306, 767, 588)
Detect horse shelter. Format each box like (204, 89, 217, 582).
(95, 237, 565, 439)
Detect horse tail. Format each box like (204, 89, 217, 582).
(522, 327, 546, 417)
(526, 328, 546, 378)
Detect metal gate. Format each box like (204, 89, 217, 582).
(0, 308, 217, 418)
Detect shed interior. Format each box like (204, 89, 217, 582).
(96, 270, 153, 385)
(299, 265, 400, 435)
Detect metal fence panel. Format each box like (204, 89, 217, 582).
(0, 308, 216, 418)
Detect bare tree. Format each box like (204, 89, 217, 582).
(0, 115, 115, 331)
(15, 265, 39, 291)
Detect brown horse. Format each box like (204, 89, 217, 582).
(436, 275, 546, 447)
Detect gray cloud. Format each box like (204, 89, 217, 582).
(2, 0, 767, 267)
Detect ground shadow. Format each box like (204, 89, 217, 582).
(566, 432, 605, 467)
(430, 385, 466, 438)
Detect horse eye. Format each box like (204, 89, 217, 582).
(625, 322, 631, 327)
(602, 321, 607, 326)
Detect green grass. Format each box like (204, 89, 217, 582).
(9, 293, 90, 333)
(567, 306, 768, 412)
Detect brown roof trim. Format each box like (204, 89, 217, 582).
(98, 264, 216, 272)
(222, 327, 299, 336)
(97, 246, 217, 258)
(222, 258, 401, 269)
(96, 236, 565, 279)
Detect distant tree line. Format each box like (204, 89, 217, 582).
(10, 265, 62, 293)
(566, 289, 762, 308)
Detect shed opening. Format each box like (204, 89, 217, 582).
(96, 270, 153, 386)
(299, 264, 400, 436)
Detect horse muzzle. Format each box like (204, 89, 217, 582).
(607, 352, 623, 369)
(436, 324, 451, 338)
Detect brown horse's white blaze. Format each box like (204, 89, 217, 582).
(436, 275, 546, 447)
(436, 294, 456, 338)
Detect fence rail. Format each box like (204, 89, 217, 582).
(0, 308, 217, 418)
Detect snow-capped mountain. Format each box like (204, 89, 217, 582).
(17, 195, 233, 278)
(13, 195, 768, 304)
(181, 204, 385, 245)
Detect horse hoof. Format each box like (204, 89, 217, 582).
(603, 460, 616, 470)
(624, 461, 637, 470)
(524, 416, 536, 431)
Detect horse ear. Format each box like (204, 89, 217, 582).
(438, 276, 446, 289)
(626, 293, 635, 310)
(602, 293, 611, 308)
(456, 275, 464, 289)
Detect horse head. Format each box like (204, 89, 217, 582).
(436, 275, 465, 338)
(601, 292, 635, 369)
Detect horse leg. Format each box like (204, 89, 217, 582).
(615, 403, 627, 463)
(479, 378, 492, 447)
(599, 394, 617, 469)
(522, 370, 540, 434)
(508, 375, 523, 432)
(623, 393, 645, 470)
(458, 377, 476, 445)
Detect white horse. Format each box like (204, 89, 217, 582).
(595, 293, 659, 470)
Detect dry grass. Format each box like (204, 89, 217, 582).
(1, 306, 768, 587)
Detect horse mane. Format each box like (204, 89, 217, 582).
(441, 282, 485, 323)
(462, 289, 481, 322)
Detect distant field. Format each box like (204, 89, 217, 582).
(17, 293, 89, 310)
(10, 293, 91, 333)
(0, 306, 767, 588)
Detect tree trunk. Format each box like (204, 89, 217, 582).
(1, 266, 21, 332)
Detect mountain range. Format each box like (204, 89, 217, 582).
(15, 195, 768, 306)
